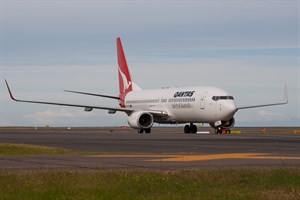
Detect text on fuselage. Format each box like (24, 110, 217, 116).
(174, 91, 195, 98)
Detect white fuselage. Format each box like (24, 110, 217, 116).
(124, 86, 237, 124)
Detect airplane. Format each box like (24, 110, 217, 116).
(5, 37, 288, 134)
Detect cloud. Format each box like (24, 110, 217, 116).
(257, 110, 286, 121)
(25, 109, 96, 124)
(234, 109, 300, 126)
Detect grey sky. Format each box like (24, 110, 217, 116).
(1, 1, 299, 127)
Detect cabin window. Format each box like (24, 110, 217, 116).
(212, 96, 234, 101)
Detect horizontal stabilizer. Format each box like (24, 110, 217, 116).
(64, 90, 120, 100)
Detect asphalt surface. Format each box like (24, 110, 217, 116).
(0, 127, 299, 170)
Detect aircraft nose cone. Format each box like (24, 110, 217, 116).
(223, 102, 237, 120)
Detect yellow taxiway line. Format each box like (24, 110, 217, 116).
(89, 153, 300, 162)
(148, 153, 300, 162)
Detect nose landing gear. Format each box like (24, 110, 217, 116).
(215, 127, 231, 134)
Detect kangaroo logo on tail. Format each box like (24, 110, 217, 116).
(117, 37, 133, 107)
(118, 67, 132, 93)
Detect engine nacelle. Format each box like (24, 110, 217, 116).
(221, 118, 235, 129)
(210, 118, 235, 129)
(128, 111, 154, 129)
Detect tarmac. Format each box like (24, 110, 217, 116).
(0, 127, 299, 171)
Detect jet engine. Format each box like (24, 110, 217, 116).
(210, 118, 235, 129)
(128, 111, 154, 129)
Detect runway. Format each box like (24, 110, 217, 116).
(0, 127, 299, 170)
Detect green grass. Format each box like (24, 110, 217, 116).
(0, 143, 167, 156)
(0, 143, 81, 155)
(0, 143, 299, 199)
(0, 168, 299, 200)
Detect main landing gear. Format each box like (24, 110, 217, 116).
(138, 128, 151, 134)
(184, 123, 197, 134)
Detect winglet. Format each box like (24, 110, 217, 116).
(284, 84, 288, 104)
(5, 80, 18, 101)
(237, 84, 288, 110)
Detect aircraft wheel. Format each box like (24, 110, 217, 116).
(138, 129, 144, 134)
(184, 125, 190, 134)
(215, 128, 222, 134)
(191, 124, 197, 134)
(145, 128, 151, 134)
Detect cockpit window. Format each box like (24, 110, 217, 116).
(212, 96, 234, 101)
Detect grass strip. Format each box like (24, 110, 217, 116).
(0, 143, 173, 156)
(0, 143, 81, 155)
(0, 168, 299, 200)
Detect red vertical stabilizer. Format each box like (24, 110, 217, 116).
(117, 37, 133, 107)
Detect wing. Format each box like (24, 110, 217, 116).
(5, 80, 131, 114)
(237, 85, 288, 110)
(5, 80, 168, 117)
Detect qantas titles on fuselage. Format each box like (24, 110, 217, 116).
(174, 91, 195, 98)
(5, 37, 288, 134)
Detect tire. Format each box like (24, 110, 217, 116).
(184, 125, 190, 134)
(215, 128, 221, 134)
(138, 129, 144, 134)
(191, 125, 197, 134)
(145, 128, 151, 134)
